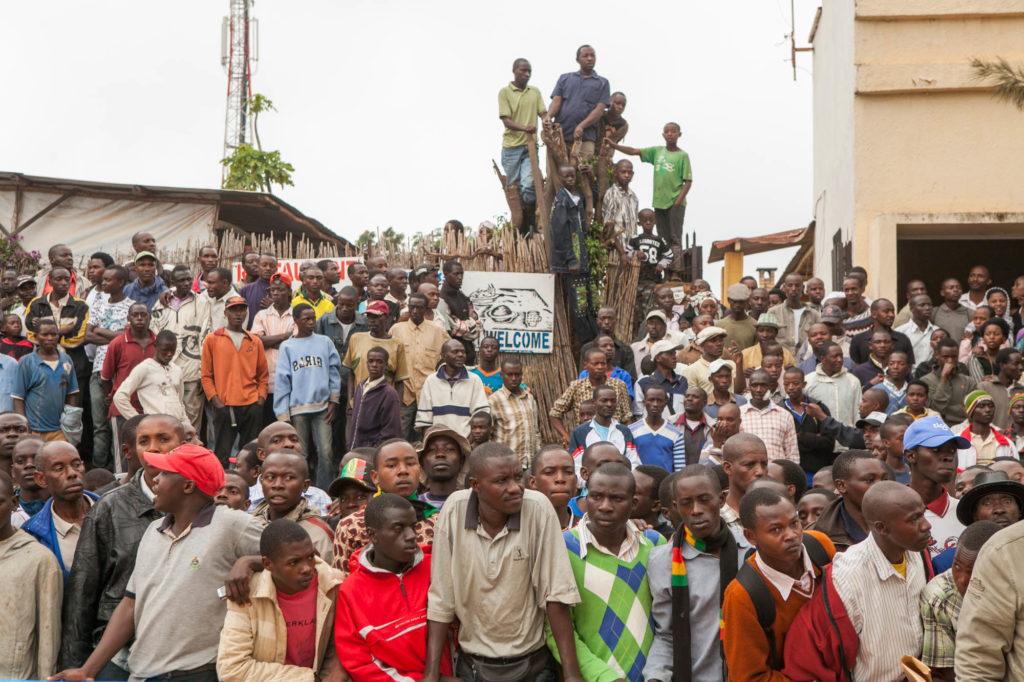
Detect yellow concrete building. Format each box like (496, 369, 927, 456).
(811, 0, 1024, 303)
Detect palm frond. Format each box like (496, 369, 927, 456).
(971, 57, 1024, 111)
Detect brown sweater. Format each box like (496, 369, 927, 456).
(722, 530, 835, 681)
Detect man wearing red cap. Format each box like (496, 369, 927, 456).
(343, 300, 409, 410)
(201, 296, 269, 466)
(50, 444, 263, 682)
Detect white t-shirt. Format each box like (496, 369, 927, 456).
(791, 307, 805, 345)
(924, 492, 965, 557)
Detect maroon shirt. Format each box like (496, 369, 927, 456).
(101, 330, 156, 417)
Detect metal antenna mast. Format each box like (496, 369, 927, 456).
(221, 0, 259, 179)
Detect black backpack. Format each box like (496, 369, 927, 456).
(736, 533, 831, 670)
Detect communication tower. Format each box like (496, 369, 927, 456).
(221, 0, 259, 178)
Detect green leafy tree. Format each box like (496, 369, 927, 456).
(971, 57, 1024, 110)
(585, 219, 609, 296)
(379, 227, 404, 251)
(221, 94, 295, 192)
(356, 230, 377, 252)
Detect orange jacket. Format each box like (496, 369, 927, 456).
(201, 328, 269, 406)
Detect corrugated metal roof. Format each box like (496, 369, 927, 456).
(0, 171, 355, 251)
(708, 225, 814, 263)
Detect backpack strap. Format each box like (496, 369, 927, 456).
(802, 532, 830, 569)
(736, 561, 778, 670)
(737, 535, 831, 672)
(819, 564, 855, 682)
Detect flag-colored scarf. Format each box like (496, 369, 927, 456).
(671, 521, 738, 682)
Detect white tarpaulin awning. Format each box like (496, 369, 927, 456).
(0, 190, 216, 261)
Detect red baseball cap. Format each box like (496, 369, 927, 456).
(270, 272, 293, 287)
(143, 443, 226, 497)
(365, 300, 389, 316)
(225, 296, 248, 309)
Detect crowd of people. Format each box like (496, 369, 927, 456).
(5, 45, 1024, 682)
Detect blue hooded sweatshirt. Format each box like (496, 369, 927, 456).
(274, 333, 342, 419)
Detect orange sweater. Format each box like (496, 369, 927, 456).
(722, 530, 835, 682)
(201, 328, 269, 406)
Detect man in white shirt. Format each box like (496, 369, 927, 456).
(959, 265, 991, 310)
(768, 273, 820, 356)
(203, 267, 239, 333)
(791, 481, 931, 682)
(112, 331, 187, 422)
(905, 416, 970, 557)
(804, 341, 862, 427)
(895, 294, 940, 367)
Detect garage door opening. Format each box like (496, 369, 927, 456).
(896, 233, 1024, 308)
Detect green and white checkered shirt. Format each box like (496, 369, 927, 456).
(920, 569, 962, 668)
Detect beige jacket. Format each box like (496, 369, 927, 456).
(217, 557, 344, 682)
(955, 521, 1024, 680)
(252, 497, 336, 565)
(0, 529, 63, 680)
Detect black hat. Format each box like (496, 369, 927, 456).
(957, 470, 1024, 526)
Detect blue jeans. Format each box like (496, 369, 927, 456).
(292, 410, 334, 489)
(501, 145, 535, 203)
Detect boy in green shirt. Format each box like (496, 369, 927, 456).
(607, 122, 693, 254)
(499, 58, 547, 236)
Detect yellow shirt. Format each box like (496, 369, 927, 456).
(292, 289, 335, 319)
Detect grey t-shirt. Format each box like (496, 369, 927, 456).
(125, 504, 262, 678)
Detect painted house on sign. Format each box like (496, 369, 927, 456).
(463, 272, 555, 354)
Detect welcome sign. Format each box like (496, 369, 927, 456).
(461, 272, 555, 354)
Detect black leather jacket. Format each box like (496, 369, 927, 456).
(60, 471, 162, 667)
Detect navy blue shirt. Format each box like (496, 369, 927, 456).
(551, 70, 611, 142)
(239, 279, 271, 328)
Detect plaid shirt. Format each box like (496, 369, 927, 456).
(920, 570, 962, 668)
(602, 184, 639, 249)
(549, 377, 632, 426)
(489, 386, 541, 468)
(739, 401, 800, 463)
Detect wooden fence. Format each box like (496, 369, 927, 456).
(377, 227, 641, 445)
(78, 230, 354, 274)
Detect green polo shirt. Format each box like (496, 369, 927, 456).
(499, 82, 546, 149)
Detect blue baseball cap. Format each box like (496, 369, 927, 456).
(903, 416, 970, 450)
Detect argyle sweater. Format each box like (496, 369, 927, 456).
(551, 527, 663, 682)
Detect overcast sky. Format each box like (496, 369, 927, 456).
(2, 0, 820, 291)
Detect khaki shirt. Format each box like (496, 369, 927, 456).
(391, 319, 451, 405)
(427, 489, 580, 658)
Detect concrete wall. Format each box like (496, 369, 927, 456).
(812, 0, 1024, 299)
(811, 2, 858, 287)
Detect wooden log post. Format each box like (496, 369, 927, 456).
(492, 160, 522, 230)
(526, 134, 550, 242)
